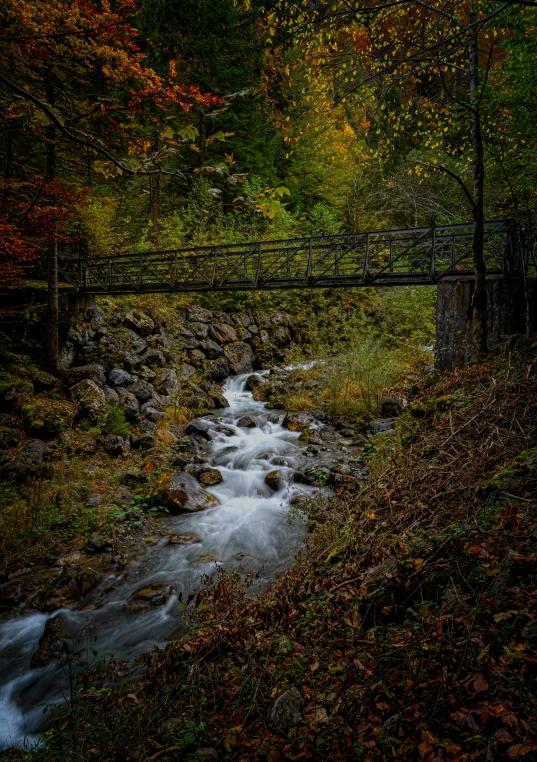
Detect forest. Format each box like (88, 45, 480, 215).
(1, 0, 537, 760)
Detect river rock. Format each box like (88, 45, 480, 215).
(269, 687, 304, 731)
(245, 374, 263, 391)
(126, 581, 173, 612)
(381, 397, 403, 418)
(224, 342, 254, 375)
(237, 415, 256, 428)
(185, 419, 212, 440)
(207, 358, 230, 381)
(198, 468, 223, 486)
(283, 412, 311, 432)
(125, 309, 154, 337)
(154, 472, 219, 513)
(103, 435, 126, 455)
(31, 614, 70, 668)
(69, 379, 107, 421)
(65, 363, 106, 386)
(264, 471, 281, 490)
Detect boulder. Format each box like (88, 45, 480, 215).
(69, 380, 106, 422)
(31, 614, 70, 668)
(123, 328, 148, 355)
(369, 419, 395, 434)
(185, 419, 212, 440)
(118, 470, 149, 486)
(363, 557, 401, 592)
(126, 581, 173, 612)
(189, 349, 207, 365)
(158, 369, 179, 394)
(21, 398, 74, 437)
(179, 363, 197, 380)
(144, 350, 166, 367)
(271, 325, 291, 347)
(381, 397, 403, 418)
(191, 321, 209, 339)
(140, 420, 157, 433)
(102, 386, 119, 404)
(131, 433, 155, 449)
(143, 407, 160, 423)
(126, 509, 142, 521)
(187, 306, 212, 323)
(209, 324, 239, 344)
(269, 687, 304, 731)
(224, 342, 254, 375)
(109, 368, 133, 387)
(265, 471, 280, 491)
(246, 374, 263, 391)
(283, 413, 311, 432)
(132, 382, 154, 403)
(123, 352, 142, 371)
(198, 468, 223, 487)
(103, 435, 126, 455)
(202, 340, 224, 359)
(207, 358, 230, 381)
(3, 439, 46, 476)
(237, 415, 256, 428)
(65, 363, 106, 387)
(119, 392, 140, 423)
(30, 370, 57, 392)
(154, 472, 219, 513)
(125, 309, 155, 337)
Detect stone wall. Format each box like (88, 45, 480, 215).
(435, 278, 537, 370)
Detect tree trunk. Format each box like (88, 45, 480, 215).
(45, 74, 59, 371)
(469, 3, 488, 358)
(151, 172, 160, 239)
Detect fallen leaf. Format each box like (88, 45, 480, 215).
(310, 661, 319, 672)
(473, 678, 489, 693)
(496, 729, 513, 744)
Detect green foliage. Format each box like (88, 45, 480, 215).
(99, 403, 130, 438)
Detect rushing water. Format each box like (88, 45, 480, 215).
(0, 371, 316, 750)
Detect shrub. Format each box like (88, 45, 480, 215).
(100, 403, 130, 438)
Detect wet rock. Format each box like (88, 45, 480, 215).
(126, 581, 173, 612)
(294, 467, 330, 487)
(270, 687, 304, 731)
(0, 430, 20, 449)
(265, 471, 280, 490)
(207, 391, 229, 409)
(246, 374, 263, 391)
(381, 397, 403, 418)
(119, 392, 140, 422)
(118, 470, 148, 485)
(202, 340, 224, 359)
(369, 418, 395, 434)
(31, 614, 70, 668)
(125, 309, 155, 337)
(192, 321, 210, 339)
(131, 433, 155, 449)
(187, 306, 212, 323)
(339, 428, 354, 438)
(75, 567, 101, 596)
(109, 369, 133, 387)
(290, 494, 311, 509)
(154, 472, 219, 513)
(283, 412, 311, 432)
(198, 468, 223, 486)
(167, 533, 201, 545)
(132, 381, 154, 403)
(66, 363, 106, 386)
(185, 419, 212, 440)
(207, 358, 230, 381)
(237, 415, 256, 428)
(224, 342, 254, 375)
(115, 486, 133, 506)
(103, 435, 126, 456)
(209, 323, 239, 344)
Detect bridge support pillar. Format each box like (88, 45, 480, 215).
(435, 279, 537, 370)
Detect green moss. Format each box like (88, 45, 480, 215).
(21, 397, 74, 438)
(29, 369, 57, 391)
(477, 448, 537, 497)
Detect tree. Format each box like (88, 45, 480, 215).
(277, 0, 537, 355)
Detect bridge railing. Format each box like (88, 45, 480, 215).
(56, 220, 526, 293)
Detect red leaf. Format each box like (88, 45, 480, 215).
(473, 678, 489, 693)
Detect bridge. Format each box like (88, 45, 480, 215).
(57, 220, 533, 294)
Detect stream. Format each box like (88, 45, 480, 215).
(0, 371, 317, 750)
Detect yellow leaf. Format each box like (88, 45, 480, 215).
(222, 731, 237, 753)
(310, 661, 319, 672)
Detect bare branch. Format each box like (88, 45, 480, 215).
(416, 160, 475, 209)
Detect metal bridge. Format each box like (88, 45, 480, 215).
(58, 220, 533, 294)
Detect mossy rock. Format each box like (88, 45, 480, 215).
(21, 397, 74, 438)
(29, 369, 57, 391)
(0, 373, 34, 411)
(477, 448, 537, 497)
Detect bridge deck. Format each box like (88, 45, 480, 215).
(57, 220, 531, 294)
